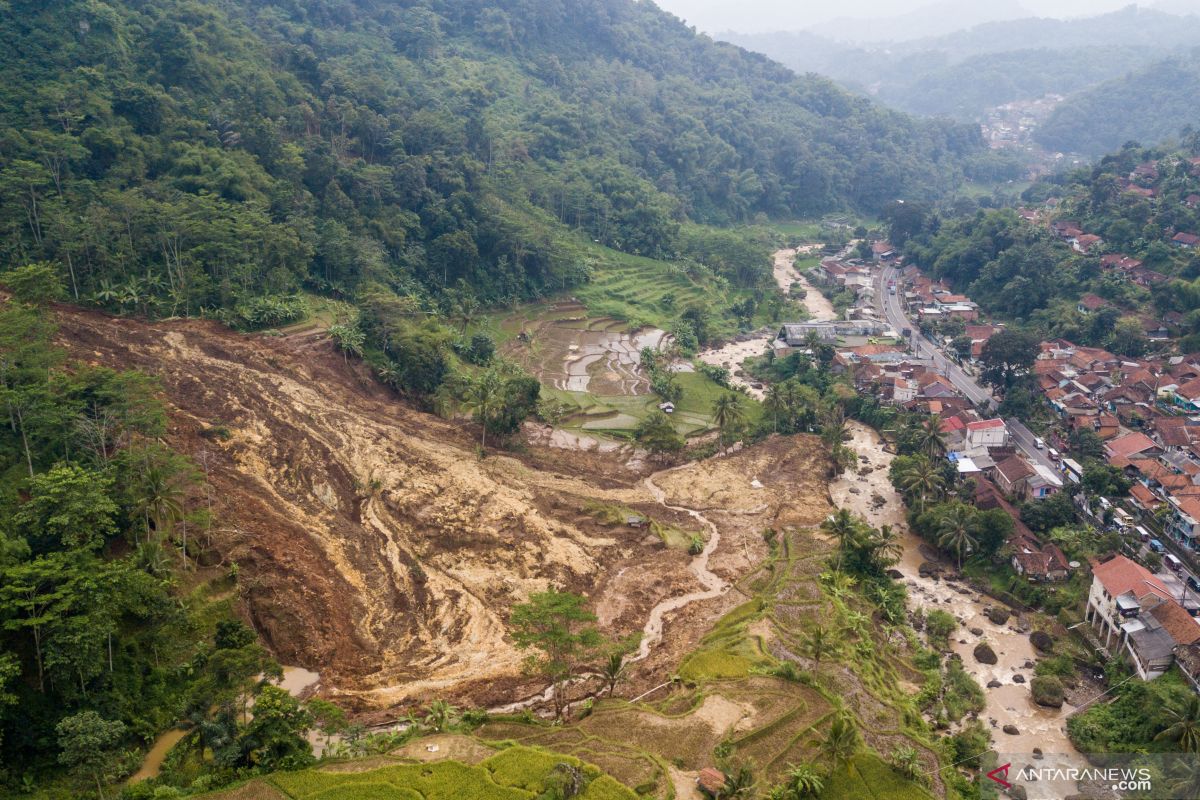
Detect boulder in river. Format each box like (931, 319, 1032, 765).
(987, 679, 1002, 688)
(1031, 675, 1065, 708)
(1009, 785, 1028, 800)
(887, 569, 904, 580)
(1032, 748, 1043, 760)
(1023, 660, 1035, 669)
(1003, 724, 1020, 735)
(986, 606, 1011, 625)
(970, 627, 984, 636)
(1030, 630, 1055, 653)
(1013, 674, 1026, 684)
(973, 642, 998, 665)
(918, 561, 941, 578)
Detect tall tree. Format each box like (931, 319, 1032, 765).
(510, 589, 605, 720)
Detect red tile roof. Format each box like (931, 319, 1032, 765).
(1147, 598, 1200, 645)
(966, 418, 1006, 431)
(1106, 432, 1159, 459)
(1090, 555, 1171, 601)
(1129, 483, 1161, 508)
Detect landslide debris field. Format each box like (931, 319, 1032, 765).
(57, 309, 829, 713)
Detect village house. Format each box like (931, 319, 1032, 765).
(1084, 554, 1181, 677)
(1106, 432, 1162, 464)
(1167, 496, 1200, 552)
(1072, 233, 1103, 254)
(964, 418, 1008, 449)
(994, 455, 1036, 499)
(1011, 531, 1070, 582)
(1173, 232, 1200, 249)
(1077, 293, 1109, 314)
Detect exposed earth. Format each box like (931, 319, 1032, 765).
(56, 307, 829, 716)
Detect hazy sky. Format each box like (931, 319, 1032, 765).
(653, 0, 1169, 34)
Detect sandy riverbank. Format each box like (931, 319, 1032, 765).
(834, 421, 1087, 800)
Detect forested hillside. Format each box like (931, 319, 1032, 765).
(896, 139, 1200, 356)
(1035, 52, 1200, 156)
(0, 0, 980, 318)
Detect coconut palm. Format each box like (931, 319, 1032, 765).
(1155, 694, 1200, 753)
(895, 456, 945, 512)
(722, 765, 756, 798)
(867, 524, 904, 570)
(916, 415, 947, 459)
(820, 508, 864, 572)
(459, 369, 505, 449)
(764, 384, 786, 433)
(712, 392, 747, 453)
(817, 713, 859, 770)
(819, 407, 848, 449)
(600, 651, 627, 697)
(936, 504, 979, 571)
(800, 623, 839, 667)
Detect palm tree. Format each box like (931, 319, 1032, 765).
(817, 713, 859, 771)
(800, 623, 839, 667)
(820, 509, 864, 572)
(868, 524, 904, 570)
(460, 369, 504, 449)
(600, 652, 627, 697)
(916, 416, 947, 459)
(895, 456, 945, 512)
(803, 330, 822, 354)
(936, 504, 978, 572)
(819, 407, 848, 449)
(764, 384, 786, 433)
(1169, 756, 1200, 799)
(783, 764, 824, 799)
(1155, 695, 1200, 753)
(712, 392, 747, 453)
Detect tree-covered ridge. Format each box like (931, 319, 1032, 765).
(0, 0, 980, 317)
(1035, 52, 1200, 157)
(894, 138, 1200, 352)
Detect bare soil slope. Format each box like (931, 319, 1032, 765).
(58, 310, 830, 713)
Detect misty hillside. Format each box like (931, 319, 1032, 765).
(0, 0, 981, 316)
(1035, 53, 1200, 155)
(723, 6, 1200, 122)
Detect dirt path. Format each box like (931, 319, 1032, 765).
(836, 421, 1087, 800)
(634, 467, 730, 660)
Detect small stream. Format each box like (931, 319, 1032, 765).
(489, 460, 733, 715)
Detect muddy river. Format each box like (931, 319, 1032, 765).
(696, 248, 835, 400)
(834, 421, 1088, 800)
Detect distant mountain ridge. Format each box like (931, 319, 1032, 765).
(721, 5, 1200, 135)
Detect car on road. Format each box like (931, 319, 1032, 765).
(1166, 553, 1184, 572)
(1034, 436, 1045, 450)
(1149, 538, 1165, 553)
(1187, 575, 1200, 593)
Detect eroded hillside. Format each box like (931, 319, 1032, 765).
(56, 310, 832, 711)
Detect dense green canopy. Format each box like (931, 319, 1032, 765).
(0, 0, 981, 314)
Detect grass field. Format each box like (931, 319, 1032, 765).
(204, 746, 637, 800)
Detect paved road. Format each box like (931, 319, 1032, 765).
(879, 265, 997, 410)
(1005, 417, 1058, 472)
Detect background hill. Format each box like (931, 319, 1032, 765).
(724, 7, 1200, 125)
(1034, 52, 1200, 155)
(0, 0, 980, 315)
